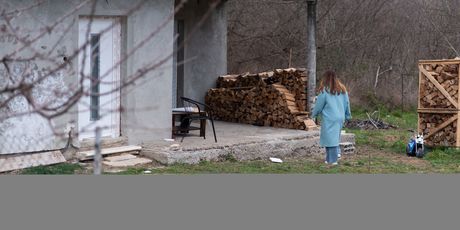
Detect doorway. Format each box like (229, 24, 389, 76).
(78, 17, 121, 140)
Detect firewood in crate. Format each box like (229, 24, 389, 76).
(419, 112, 457, 147)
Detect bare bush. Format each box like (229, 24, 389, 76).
(228, 0, 460, 109)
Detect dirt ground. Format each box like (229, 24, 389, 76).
(351, 145, 430, 168)
(4, 144, 434, 174)
(296, 146, 429, 168)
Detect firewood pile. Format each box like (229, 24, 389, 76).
(205, 68, 317, 130)
(419, 113, 457, 146)
(419, 63, 459, 109)
(418, 59, 460, 147)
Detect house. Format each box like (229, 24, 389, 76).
(0, 0, 227, 155)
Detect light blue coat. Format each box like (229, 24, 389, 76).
(311, 90, 351, 147)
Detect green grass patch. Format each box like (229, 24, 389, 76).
(345, 106, 417, 153)
(423, 148, 460, 172)
(20, 163, 83, 175)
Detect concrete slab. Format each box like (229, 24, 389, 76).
(78, 145, 142, 160)
(104, 154, 138, 162)
(141, 121, 355, 165)
(0, 151, 66, 172)
(102, 157, 152, 167)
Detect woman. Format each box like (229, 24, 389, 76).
(311, 70, 351, 165)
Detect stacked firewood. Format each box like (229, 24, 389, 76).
(206, 68, 317, 130)
(419, 63, 459, 109)
(418, 60, 460, 147)
(419, 113, 457, 146)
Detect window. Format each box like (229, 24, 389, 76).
(90, 34, 100, 121)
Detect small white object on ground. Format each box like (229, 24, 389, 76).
(144, 170, 152, 174)
(164, 138, 175, 142)
(269, 157, 283, 163)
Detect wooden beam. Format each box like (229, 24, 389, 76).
(418, 108, 459, 114)
(419, 59, 460, 65)
(419, 66, 458, 108)
(425, 115, 458, 139)
(457, 64, 460, 146)
(418, 66, 423, 134)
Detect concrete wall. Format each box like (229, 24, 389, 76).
(0, 0, 176, 154)
(121, 0, 174, 145)
(177, 0, 228, 103)
(0, 0, 78, 154)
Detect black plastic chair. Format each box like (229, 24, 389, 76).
(178, 96, 217, 143)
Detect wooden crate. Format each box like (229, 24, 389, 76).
(418, 59, 460, 147)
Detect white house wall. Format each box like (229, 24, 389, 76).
(0, 0, 175, 154)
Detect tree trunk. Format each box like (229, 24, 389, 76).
(306, 0, 317, 113)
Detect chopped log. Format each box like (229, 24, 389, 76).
(419, 63, 459, 109)
(206, 68, 314, 130)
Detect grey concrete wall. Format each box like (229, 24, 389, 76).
(0, 0, 175, 154)
(122, 0, 175, 145)
(177, 0, 228, 103)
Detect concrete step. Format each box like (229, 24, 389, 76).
(103, 157, 152, 167)
(78, 136, 128, 152)
(78, 145, 142, 161)
(104, 154, 138, 162)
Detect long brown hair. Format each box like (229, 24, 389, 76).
(317, 70, 347, 95)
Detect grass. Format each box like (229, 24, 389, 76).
(345, 106, 460, 173)
(423, 148, 460, 173)
(345, 106, 417, 154)
(20, 163, 83, 175)
(14, 106, 460, 174)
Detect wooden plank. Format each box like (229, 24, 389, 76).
(419, 59, 460, 65)
(292, 111, 310, 115)
(282, 94, 296, 102)
(286, 100, 296, 107)
(425, 115, 458, 139)
(418, 67, 423, 134)
(304, 119, 316, 127)
(78, 145, 142, 160)
(418, 66, 422, 134)
(272, 84, 290, 93)
(287, 105, 300, 113)
(419, 66, 458, 108)
(417, 109, 459, 114)
(457, 63, 460, 147)
(227, 86, 254, 90)
(0, 151, 66, 173)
